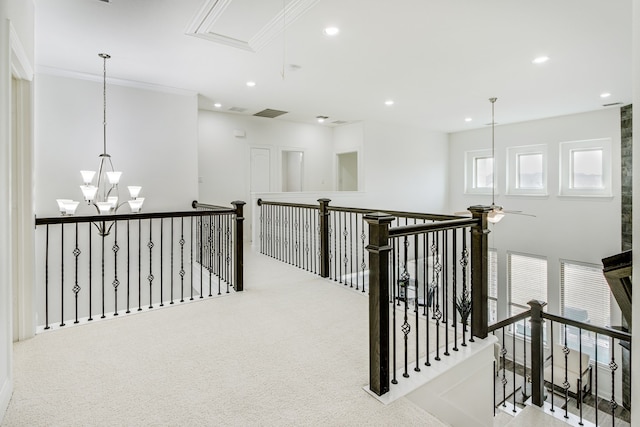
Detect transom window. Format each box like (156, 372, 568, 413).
(506, 145, 547, 196)
(465, 149, 494, 195)
(560, 138, 611, 197)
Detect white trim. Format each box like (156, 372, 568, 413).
(0, 377, 12, 423)
(36, 65, 198, 97)
(9, 23, 33, 81)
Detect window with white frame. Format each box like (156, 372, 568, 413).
(488, 248, 497, 323)
(465, 149, 494, 194)
(508, 252, 547, 316)
(560, 260, 611, 362)
(559, 138, 612, 197)
(507, 145, 547, 195)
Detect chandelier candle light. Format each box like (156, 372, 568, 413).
(57, 53, 144, 217)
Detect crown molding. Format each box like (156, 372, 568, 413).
(36, 66, 197, 97)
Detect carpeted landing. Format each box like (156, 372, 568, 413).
(3, 250, 448, 426)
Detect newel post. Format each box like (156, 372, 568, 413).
(318, 198, 331, 278)
(469, 205, 491, 339)
(365, 212, 395, 396)
(528, 299, 547, 407)
(232, 201, 246, 292)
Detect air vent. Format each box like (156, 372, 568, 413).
(254, 108, 288, 118)
(228, 107, 247, 113)
(331, 120, 348, 125)
(603, 102, 623, 107)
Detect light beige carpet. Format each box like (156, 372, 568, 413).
(3, 250, 447, 426)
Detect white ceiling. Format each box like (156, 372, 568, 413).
(34, 0, 632, 133)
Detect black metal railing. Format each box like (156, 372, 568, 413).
(35, 201, 244, 330)
(365, 206, 490, 396)
(488, 301, 632, 426)
(257, 198, 465, 293)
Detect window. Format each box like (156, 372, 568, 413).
(561, 260, 611, 362)
(465, 149, 494, 194)
(559, 139, 612, 197)
(508, 252, 547, 316)
(506, 145, 547, 195)
(488, 248, 497, 323)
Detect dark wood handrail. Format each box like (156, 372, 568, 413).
(543, 312, 632, 342)
(35, 208, 235, 226)
(487, 310, 532, 332)
(486, 309, 632, 343)
(257, 198, 466, 222)
(192, 200, 236, 210)
(389, 218, 479, 237)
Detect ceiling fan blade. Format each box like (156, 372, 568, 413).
(454, 211, 472, 216)
(502, 209, 522, 214)
(509, 212, 537, 218)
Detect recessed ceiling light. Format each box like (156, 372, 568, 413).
(246, 81, 256, 87)
(214, 103, 222, 108)
(323, 27, 340, 36)
(600, 92, 611, 98)
(532, 56, 550, 64)
(465, 117, 473, 122)
(385, 100, 394, 106)
(316, 115, 328, 123)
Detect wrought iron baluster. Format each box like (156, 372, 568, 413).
(160, 218, 164, 306)
(360, 216, 366, 293)
(100, 223, 105, 319)
(443, 231, 449, 357)
(452, 230, 458, 352)
(89, 224, 93, 321)
(217, 214, 222, 295)
(594, 332, 598, 426)
(73, 223, 81, 324)
(550, 321, 555, 412)
(578, 327, 583, 423)
(424, 231, 430, 367)
(190, 216, 194, 301)
(501, 327, 508, 407)
(609, 336, 618, 425)
(45, 225, 50, 329)
(226, 214, 231, 292)
(170, 218, 174, 304)
(400, 241, 411, 379)
(563, 324, 570, 419)
(208, 215, 212, 298)
(148, 218, 154, 309)
(126, 220, 131, 313)
(60, 224, 65, 327)
(413, 234, 420, 373)
(199, 214, 203, 298)
(112, 221, 119, 316)
(138, 219, 142, 311)
(180, 217, 185, 303)
(433, 232, 442, 361)
(460, 230, 469, 346)
(512, 320, 517, 412)
(391, 239, 397, 385)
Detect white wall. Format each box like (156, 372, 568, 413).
(363, 121, 449, 213)
(1, 0, 35, 422)
(449, 108, 622, 320)
(198, 110, 334, 205)
(35, 73, 199, 216)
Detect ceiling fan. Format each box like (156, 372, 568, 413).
(456, 97, 535, 223)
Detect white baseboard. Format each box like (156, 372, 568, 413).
(0, 377, 13, 424)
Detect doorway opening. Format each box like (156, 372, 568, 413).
(337, 151, 358, 191)
(282, 150, 304, 192)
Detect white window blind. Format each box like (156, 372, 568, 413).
(561, 261, 610, 327)
(508, 252, 547, 316)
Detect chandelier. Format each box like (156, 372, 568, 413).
(56, 53, 144, 217)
